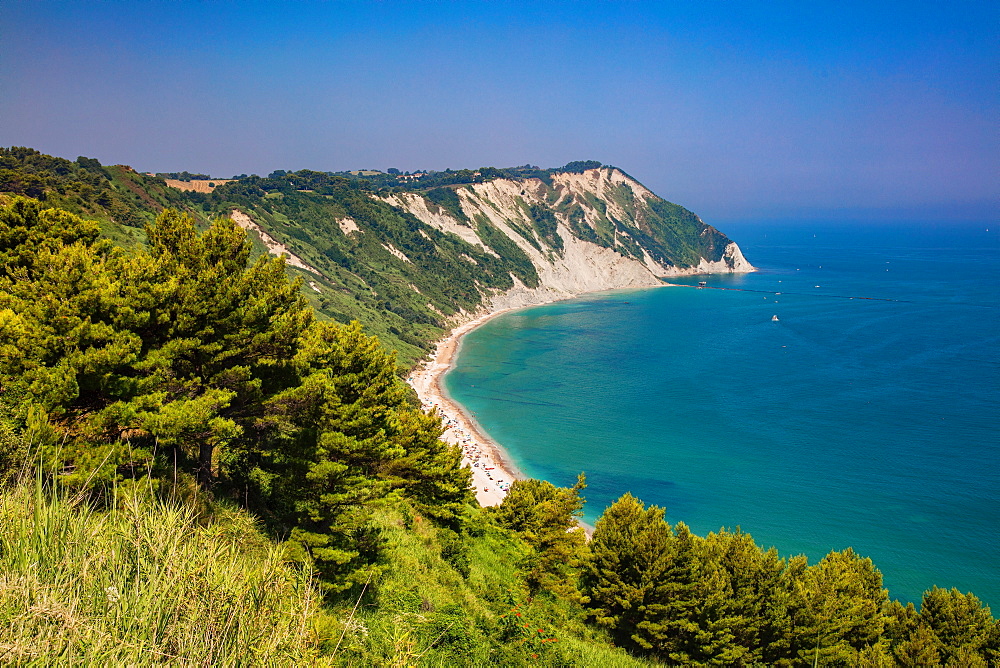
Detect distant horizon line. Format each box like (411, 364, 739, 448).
(7, 145, 996, 226)
(714, 214, 998, 227)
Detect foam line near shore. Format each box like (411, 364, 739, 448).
(407, 308, 526, 506)
(407, 286, 675, 507)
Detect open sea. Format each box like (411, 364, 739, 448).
(445, 221, 999, 609)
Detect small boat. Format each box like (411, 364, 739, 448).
(698, 281, 707, 287)
(772, 315, 779, 322)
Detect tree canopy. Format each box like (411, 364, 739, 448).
(489, 474, 587, 599)
(0, 197, 470, 589)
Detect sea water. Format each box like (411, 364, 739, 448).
(445, 221, 999, 608)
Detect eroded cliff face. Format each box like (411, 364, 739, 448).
(381, 167, 753, 317)
(229, 209, 319, 274)
(0, 147, 751, 362)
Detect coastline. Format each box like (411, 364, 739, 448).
(405, 258, 756, 508)
(407, 307, 526, 506)
(407, 283, 677, 507)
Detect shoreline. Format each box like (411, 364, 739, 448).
(407, 307, 527, 506)
(406, 284, 678, 507)
(406, 273, 753, 507)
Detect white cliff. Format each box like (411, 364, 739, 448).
(380, 167, 753, 320)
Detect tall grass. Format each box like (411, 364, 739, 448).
(335, 502, 656, 667)
(0, 472, 656, 665)
(0, 476, 334, 665)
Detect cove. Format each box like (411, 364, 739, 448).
(444, 222, 1000, 608)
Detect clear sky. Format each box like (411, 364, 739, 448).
(2, 1, 997, 223)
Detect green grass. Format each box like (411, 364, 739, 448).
(0, 477, 336, 665)
(0, 477, 656, 666)
(332, 501, 656, 667)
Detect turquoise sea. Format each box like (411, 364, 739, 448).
(445, 221, 999, 609)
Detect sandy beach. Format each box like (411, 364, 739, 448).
(407, 285, 674, 507)
(407, 309, 524, 507)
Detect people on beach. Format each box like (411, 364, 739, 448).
(416, 397, 511, 501)
(407, 315, 520, 505)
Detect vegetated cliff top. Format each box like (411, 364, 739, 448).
(0, 147, 751, 364)
(320, 159, 610, 191)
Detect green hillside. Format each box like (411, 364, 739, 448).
(0, 147, 739, 365)
(1, 150, 996, 665)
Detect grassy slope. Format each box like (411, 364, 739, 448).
(0, 478, 333, 665)
(336, 501, 652, 667)
(0, 476, 651, 666)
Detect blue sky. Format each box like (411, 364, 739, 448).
(2, 1, 996, 222)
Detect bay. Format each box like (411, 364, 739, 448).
(444, 221, 1000, 608)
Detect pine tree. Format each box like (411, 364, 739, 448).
(919, 586, 995, 664)
(702, 528, 794, 665)
(639, 521, 740, 664)
(489, 474, 587, 598)
(245, 320, 470, 589)
(894, 625, 943, 666)
(0, 202, 313, 489)
(1, 200, 474, 592)
(583, 494, 674, 652)
(790, 548, 890, 664)
(1, 197, 135, 485)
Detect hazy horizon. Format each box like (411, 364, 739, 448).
(2, 0, 996, 223)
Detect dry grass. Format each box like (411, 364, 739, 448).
(162, 179, 233, 193)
